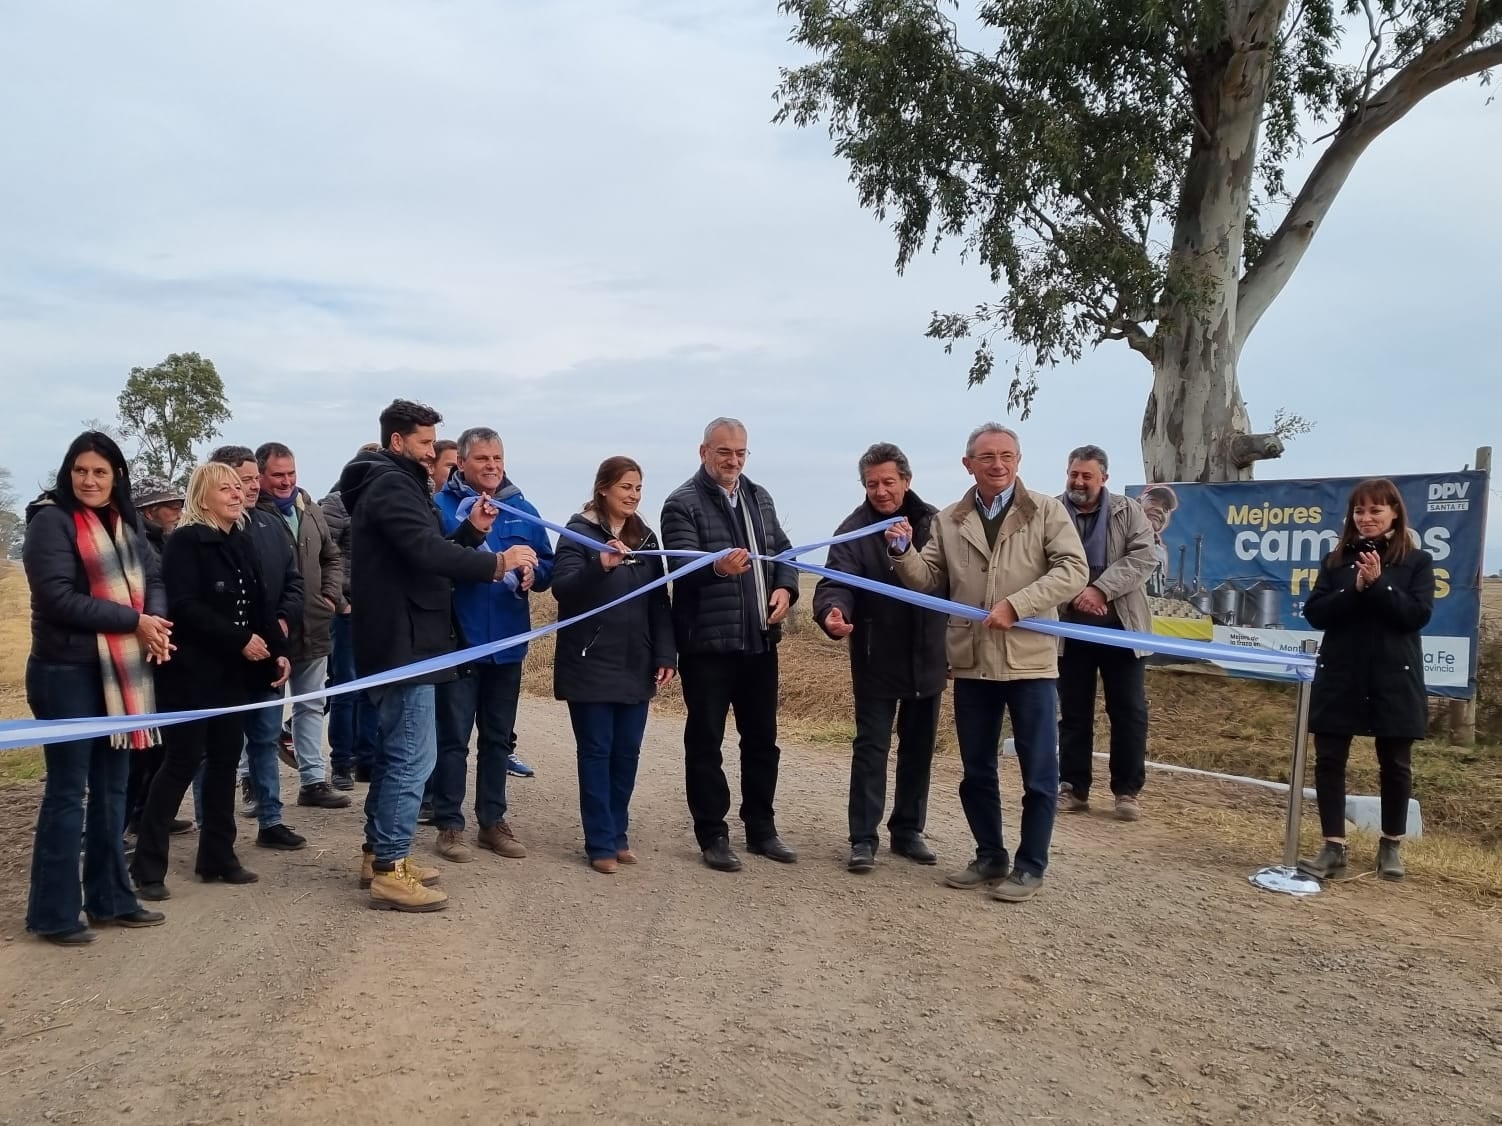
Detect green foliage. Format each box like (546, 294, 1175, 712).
(116, 353, 232, 488)
(775, 0, 1502, 411)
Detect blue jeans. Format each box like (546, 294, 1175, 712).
(289, 657, 329, 786)
(951, 677, 1059, 877)
(241, 693, 286, 830)
(24, 659, 142, 936)
(365, 682, 437, 865)
(567, 701, 649, 860)
(432, 662, 522, 831)
(328, 614, 377, 773)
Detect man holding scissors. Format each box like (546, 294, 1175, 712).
(336, 402, 521, 912)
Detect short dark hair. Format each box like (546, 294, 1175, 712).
(434, 438, 460, 457)
(857, 441, 912, 483)
(209, 444, 256, 469)
(379, 399, 443, 449)
(255, 441, 294, 471)
(48, 431, 140, 530)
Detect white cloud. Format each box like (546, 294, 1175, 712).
(0, 0, 1497, 572)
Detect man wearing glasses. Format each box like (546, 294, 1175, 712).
(884, 423, 1086, 903)
(662, 417, 800, 872)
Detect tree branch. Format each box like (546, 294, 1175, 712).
(1237, 23, 1502, 352)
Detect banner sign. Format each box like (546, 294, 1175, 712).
(1125, 470, 1489, 698)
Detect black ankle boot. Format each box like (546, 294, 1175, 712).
(1377, 838, 1405, 881)
(1296, 841, 1348, 879)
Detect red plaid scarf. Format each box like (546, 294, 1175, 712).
(73, 506, 161, 749)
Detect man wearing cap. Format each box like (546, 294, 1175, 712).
(124, 476, 190, 837)
(132, 476, 184, 568)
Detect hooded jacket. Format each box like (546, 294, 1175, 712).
(336, 449, 497, 680)
(23, 497, 167, 666)
(319, 487, 353, 604)
(433, 471, 555, 666)
(256, 487, 343, 662)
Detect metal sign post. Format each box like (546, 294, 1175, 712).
(1250, 639, 1322, 896)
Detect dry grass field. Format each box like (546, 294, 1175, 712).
(526, 573, 1502, 823)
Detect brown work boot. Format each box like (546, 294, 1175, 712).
(435, 829, 474, 863)
(1058, 784, 1090, 813)
(1113, 794, 1141, 822)
(590, 857, 619, 875)
(615, 848, 638, 865)
(360, 849, 440, 889)
(369, 859, 449, 912)
(478, 820, 526, 858)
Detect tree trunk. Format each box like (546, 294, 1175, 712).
(1141, 2, 1289, 484)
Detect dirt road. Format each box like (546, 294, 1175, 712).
(2, 696, 1501, 1125)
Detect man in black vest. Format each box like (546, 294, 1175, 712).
(661, 417, 799, 872)
(813, 442, 947, 873)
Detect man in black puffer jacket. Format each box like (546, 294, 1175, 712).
(812, 443, 947, 874)
(661, 417, 799, 872)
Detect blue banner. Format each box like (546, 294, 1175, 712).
(1125, 470, 1489, 698)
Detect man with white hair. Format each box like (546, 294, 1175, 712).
(662, 417, 800, 872)
(886, 423, 1087, 903)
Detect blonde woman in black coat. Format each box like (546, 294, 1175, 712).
(1298, 479, 1434, 882)
(132, 462, 291, 900)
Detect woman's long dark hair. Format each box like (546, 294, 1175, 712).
(1330, 477, 1412, 565)
(582, 455, 647, 550)
(47, 431, 140, 530)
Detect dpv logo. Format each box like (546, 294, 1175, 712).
(1427, 480, 1471, 512)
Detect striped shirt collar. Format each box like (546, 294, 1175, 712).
(975, 484, 1016, 520)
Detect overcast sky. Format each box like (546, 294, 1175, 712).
(1, 1, 1498, 576)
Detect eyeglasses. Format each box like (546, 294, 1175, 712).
(968, 452, 1017, 466)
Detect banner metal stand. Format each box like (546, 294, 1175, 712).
(1250, 639, 1322, 897)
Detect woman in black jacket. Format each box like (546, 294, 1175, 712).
(21, 432, 174, 944)
(131, 462, 290, 899)
(1298, 479, 1434, 882)
(552, 457, 676, 874)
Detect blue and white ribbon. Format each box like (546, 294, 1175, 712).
(0, 511, 1314, 751)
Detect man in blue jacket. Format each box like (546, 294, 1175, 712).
(429, 426, 554, 863)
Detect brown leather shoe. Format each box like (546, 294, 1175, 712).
(590, 857, 619, 874)
(615, 848, 638, 865)
(477, 820, 526, 858)
(435, 829, 474, 863)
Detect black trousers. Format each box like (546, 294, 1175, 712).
(849, 692, 939, 846)
(680, 649, 781, 848)
(125, 745, 165, 832)
(1057, 639, 1148, 798)
(1313, 734, 1414, 838)
(132, 712, 247, 885)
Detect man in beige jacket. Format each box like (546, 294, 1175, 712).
(885, 423, 1087, 902)
(1055, 445, 1158, 823)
